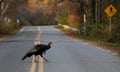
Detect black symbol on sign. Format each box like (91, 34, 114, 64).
(110, 7, 113, 13)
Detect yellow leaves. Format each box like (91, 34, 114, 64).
(43, 0, 49, 4)
(28, 0, 37, 8)
(38, 0, 49, 7)
(27, 0, 49, 13)
(27, 0, 38, 14)
(38, 0, 57, 14)
(67, 14, 81, 28)
(67, 14, 80, 24)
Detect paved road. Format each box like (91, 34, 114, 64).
(0, 26, 120, 72)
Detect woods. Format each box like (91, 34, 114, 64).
(0, 0, 26, 33)
(0, 0, 120, 43)
(55, 0, 120, 43)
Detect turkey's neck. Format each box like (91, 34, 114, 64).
(47, 44, 51, 48)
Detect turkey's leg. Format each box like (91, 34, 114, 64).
(40, 54, 48, 62)
(34, 56, 37, 62)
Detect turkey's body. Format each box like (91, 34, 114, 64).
(21, 42, 52, 61)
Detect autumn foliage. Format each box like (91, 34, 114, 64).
(0, 0, 120, 43)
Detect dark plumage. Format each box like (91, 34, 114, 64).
(21, 41, 52, 61)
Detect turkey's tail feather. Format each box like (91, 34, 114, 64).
(21, 52, 34, 61)
(21, 56, 27, 61)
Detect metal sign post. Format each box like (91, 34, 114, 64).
(108, 17, 112, 38)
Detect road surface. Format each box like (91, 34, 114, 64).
(0, 26, 120, 72)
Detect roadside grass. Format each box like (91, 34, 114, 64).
(0, 27, 21, 39)
(56, 26, 120, 56)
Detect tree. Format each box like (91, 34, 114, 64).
(0, 0, 9, 23)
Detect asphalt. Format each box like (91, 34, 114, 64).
(0, 26, 120, 72)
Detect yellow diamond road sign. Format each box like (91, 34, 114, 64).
(105, 4, 117, 17)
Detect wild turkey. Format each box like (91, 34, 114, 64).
(21, 41, 52, 61)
